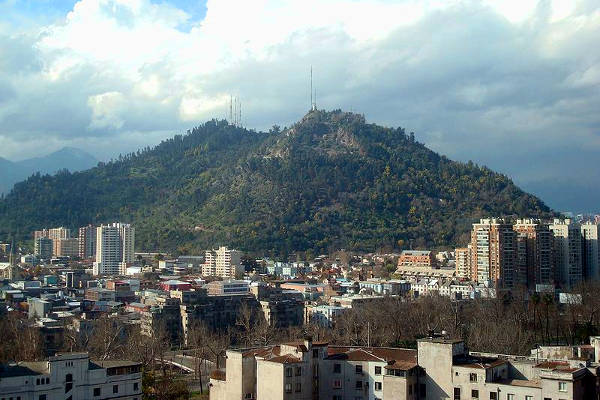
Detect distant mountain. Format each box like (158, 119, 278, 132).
(0, 110, 552, 255)
(0, 147, 98, 195)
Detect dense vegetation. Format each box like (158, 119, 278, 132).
(0, 110, 551, 256)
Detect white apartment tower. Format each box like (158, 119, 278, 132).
(581, 222, 600, 281)
(549, 219, 582, 288)
(93, 223, 135, 276)
(202, 246, 243, 278)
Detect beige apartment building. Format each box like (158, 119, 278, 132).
(210, 337, 599, 400)
(202, 246, 244, 278)
(549, 219, 582, 288)
(513, 219, 554, 287)
(470, 219, 518, 289)
(56, 237, 79, 257)
(455, 247, 471, 279)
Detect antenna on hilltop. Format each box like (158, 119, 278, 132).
(310, 66, 317, 111)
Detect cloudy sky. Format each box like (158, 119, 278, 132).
(0, 0, 599, 212)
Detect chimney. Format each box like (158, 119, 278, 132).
(303, 335, 313, 352)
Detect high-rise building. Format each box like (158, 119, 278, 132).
(56, 238, 79, 258)
(549, 219, 583, 288)
(78, 224, 97, 259)
(581, 222, 600, 281)
(34, 229, 49, 240)
(34, 237, 53, 260)
(470, 218, 518, 288)
(93, 223, 134, 276)
(513, 219, 554, 287)
(455, 247, 471, 279)
(48, 227, 71, 256)
(202, 246, 243, 278)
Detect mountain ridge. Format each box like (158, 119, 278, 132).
(0, 110, 552, 255)
(0, 147, 99, 195)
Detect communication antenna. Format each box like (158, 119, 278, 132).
(310, 66, 313, 110)
(239, 99, 242, 128)
(229, 95, 233, 123)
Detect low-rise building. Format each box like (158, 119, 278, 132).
(0, 352, 141, 400)
(397, 250, 436, 269)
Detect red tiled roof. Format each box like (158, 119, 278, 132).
(385, 361, 418, 371)
(267, 354, 303, 364)
(210, 369, 226, 381)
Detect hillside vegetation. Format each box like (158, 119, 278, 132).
(0, 110, 551, 256)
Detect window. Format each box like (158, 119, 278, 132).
(244, 394, 252, 399)
(454, 387, 460, 400)
(420, 384, 426, 398)
(507, 394, 514, 400)
(355, 380, 363, 389)
(38, 396, 47, 400)
(333, 379, 342, 389)
(36, 379, 40, 385)
(65, 374, 73, 382)
(93, 388, 101, 397)
(313, 349, 319, 358)
(295, 367, 302, 376)
(113, 385, 119, 394)
(470, 373, 478, 382)
(472, 389, 479, 399)
(285, 383, 292, 393)
(375, 366, 382, 375)
(374, 382, 382, 391)
(334, 363, 341, 373)
(490, 393, 497, 400)
(558, 381, 567, 392)
(65, 383, 73, 393)
(134, 382, 139, 391)
(525, 396, 533, 400)
(285, 368, 292, 377)
(333, 396, 343, 400)
(295, 383, 301, 392)
(355, 365, 363, 374)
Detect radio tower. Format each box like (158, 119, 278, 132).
(310, 66, 317, 111)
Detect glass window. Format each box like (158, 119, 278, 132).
(295, 383, 301, 392)
(375, 382, 382, 391)
(375, 366, 382, 375)
(93, 388, 101, 396)
(295, 367, 302, 376)
(285, 383, 292, 393)
(134, 382, 139, 391)
(559, 381, 567, 392)
(472, 389, 479, 399)
(285, 368, 292, 377)
(355, 381, 362, 389)
(454, 387, 460, 400)
(490, 392, 497, 400)
(334, 363, 341, 373)
(355, 365, 363, 374)
(470, 373, 478, 382)
(113, 385, 119, 394)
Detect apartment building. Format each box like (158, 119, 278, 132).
(93, 223, 135, 276)
(140, 296, 183, 345)
(210, 338, 599, 400)
(48, 227, 71, 256)
(207, 280, 249, 295)
(202, 246, 244, 278)
(34, 237, 53, 260)
(470, 219, 518, 288)
(56, 237, 79, 258)
(260, 298, 304, 328)
(581, 222, 600, 281)
(0, 352, 142, 400)
(549, 219, 583, 288)
(513, 219, 554, 287)
(78, 224, 97, 259)
(397, 250, 435, 268)
(455, 247, 471, 279)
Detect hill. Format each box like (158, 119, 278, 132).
(0, 147, 98, 195)
(0, 110, 552, 256)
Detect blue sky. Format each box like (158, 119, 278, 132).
(0, 0, 599, 212)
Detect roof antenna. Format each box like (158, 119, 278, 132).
(310, 66, 313, 111)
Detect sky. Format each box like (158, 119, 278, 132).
(0, 0, 599, 212)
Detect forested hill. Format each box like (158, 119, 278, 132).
(0, 109, 552, 256)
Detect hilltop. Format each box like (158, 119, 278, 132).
(0, 110, 551, 256)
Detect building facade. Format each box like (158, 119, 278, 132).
(549, 219, 583, 288)
(202, 246, 244, 278)
(78, 224, 97, 259)
(0, 352, 142, 400)
(93, 223, 135, 276)
(470, 219, 518, 288)
(513, 219, 554, 287)
(581, 222, 600, 281)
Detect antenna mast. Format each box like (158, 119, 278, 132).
(229, 95, 233, 124)
(310, 66, 313, 111)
